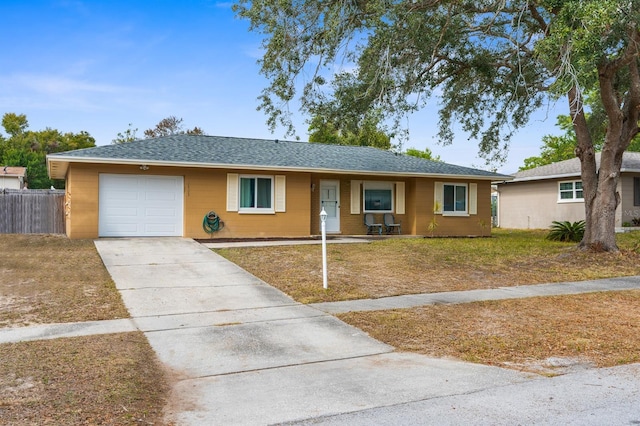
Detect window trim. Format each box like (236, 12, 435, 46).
(362, 181, 394, 213)
(442, 182, 468, 216)
(558, 180, 584, 203)
(238, 175, 275, 214)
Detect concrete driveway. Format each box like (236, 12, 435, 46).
(94, 238, 640, 425)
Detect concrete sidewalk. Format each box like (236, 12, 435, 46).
(90, 237, 640, 425)
(5, 274, 639, 345)
(310, 275, 640, 314)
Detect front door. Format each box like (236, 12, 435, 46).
(320, 180, 340, 233)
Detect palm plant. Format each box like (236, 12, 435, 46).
(546, 220, 585, 243)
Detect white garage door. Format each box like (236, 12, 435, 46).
(99, 174, 184, 237)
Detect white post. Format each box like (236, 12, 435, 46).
(320, 207, 328, 290)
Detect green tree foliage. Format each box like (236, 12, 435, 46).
(235, 0, 640, 252)
(521, 116, 579, 170)
(2, 113, 29, 137)
(404, 147, 441, 162)
(112, 123, 139, 144)
(307, 110, 391, 149)
(0, 113, 95, 189)
(143, 116, 205, 139)
(522, 113, 640, 171)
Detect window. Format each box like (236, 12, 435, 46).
(239, 176, 273, 212)
(363, 182, 393, 213)
(434, 182, 477, 216)
(558, 181, 583, 202)
(443, 183, 467, 214)
(634, 177, 640, 206)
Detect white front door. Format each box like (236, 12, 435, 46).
(320, 180, 340, 233)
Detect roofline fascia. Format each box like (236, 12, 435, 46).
(619, 167, 640, 174)
(497, 172, 581, 183)
(46, 155, 511, 181)
(499, 167, 640, 185)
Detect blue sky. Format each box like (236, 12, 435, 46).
(1, 1, 566, 173)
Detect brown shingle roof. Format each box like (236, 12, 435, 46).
(1, 166, 26, 177)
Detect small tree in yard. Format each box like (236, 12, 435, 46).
(235, 1, 640, 252)
(143, 116, 206, 138)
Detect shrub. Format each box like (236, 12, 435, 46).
(546, 220, 585, 242)
(632, 217, 640, 226)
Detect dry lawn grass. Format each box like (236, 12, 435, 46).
(0, 234, 129, 327)
(0, 333, 168, 425)
(216, 229, 640, 303)
(339, 291, 640, 375)
(216, 229, 640, 374)
(0, 235, 170, 425)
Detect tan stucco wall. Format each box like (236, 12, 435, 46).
(64, 164, 312, 239)
(309, 175, 491, 237)
(497, 179, 586, 229)
(65, 165, 100, 239)
(64, 163, 494, 239)
(436, 179, 493, 236)
(309, 175, 410, 236)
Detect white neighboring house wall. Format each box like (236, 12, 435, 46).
(496, 153, 640, 230)
(619, 174, 640, 224)
(497, 179, 586, 229)
(496, 176, 633, 229)
(0, 167, 26, 189)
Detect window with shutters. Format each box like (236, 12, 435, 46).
(443, 183, 467, 214)
(239, 175, 274, 213)
(434, 182, 477, 216)
(363, 182, 394, 213)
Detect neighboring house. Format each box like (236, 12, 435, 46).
(495, 152, 640, 229)
(0, 166, 27, 190)
(46, 135, 509, 239)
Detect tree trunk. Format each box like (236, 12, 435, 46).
(571, 87, 622, 252)
(571, 45, 640, 252)
(580, 148, 622, 252)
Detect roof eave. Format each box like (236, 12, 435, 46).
(497, 171, 582, 183)
(46, 155, 508, 181)
(499, 166, 640, 185)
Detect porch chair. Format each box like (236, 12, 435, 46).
(384, 213, 401, 235)
(364, 213, 383, 236)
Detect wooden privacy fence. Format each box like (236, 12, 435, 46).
(0, 189, 66, 234)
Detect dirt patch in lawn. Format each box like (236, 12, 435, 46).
(0, 234, 129, 327)
(339, 291, 640, 375)
(216, 229, 640, 303)
(0, 332, 170, 425)
(0, 234, 171, 424)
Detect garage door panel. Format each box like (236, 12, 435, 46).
(104, 207, 139, 216)
(145, 192, 177, 203)
(144, 224, 181, 233)
(145, 208, 179, 217)
(102, 189, 140, 201)
(99, 174, 183, 237)
(102, 223, 140, 233)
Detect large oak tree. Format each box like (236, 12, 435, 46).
(235, 0, 640, 251)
